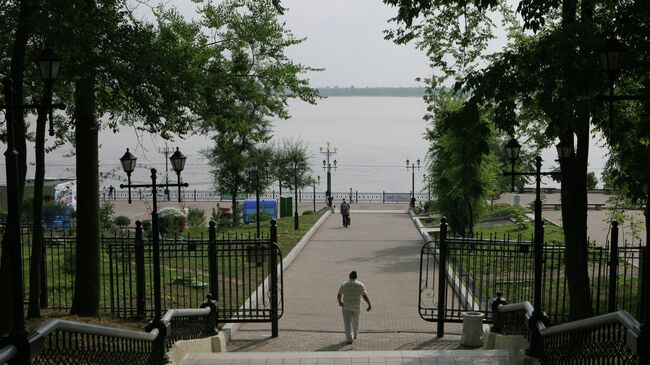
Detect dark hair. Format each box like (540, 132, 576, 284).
(349, 271, 357, 279)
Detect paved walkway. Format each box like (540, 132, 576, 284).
(223, 212, 464, 352)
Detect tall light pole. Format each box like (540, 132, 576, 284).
(313, 175, 320, 212)
(320, 142, 337, 207)
(406, 159, 420, 207)
(293, 162, 299, 230)
(159, 142, 175, 201)
(597, 36, 650, 361)
(120, 148, 188, 330)
(1, 47, 65, 354)
(502, 139, 573, 357)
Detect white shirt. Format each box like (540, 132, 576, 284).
(338, 279, 367, 312)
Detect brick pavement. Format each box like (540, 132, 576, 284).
(224, 212, 465, 352)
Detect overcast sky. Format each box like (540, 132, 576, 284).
(169, 0, 431, 88)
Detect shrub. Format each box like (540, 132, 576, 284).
(158, 207, 187, 235)
(100, 201, 115, 230)
(114, 215, 131, 228)
(480, 203, 522, 220)
(423, 200, 439, 213)
(141, 220, 152, 231)
(302, 210, 314, 215)
(187, 207, 206, 227)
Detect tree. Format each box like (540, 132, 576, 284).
(586, 171, 598, 190)
(383, 0, 636, 320)
(425, 92, 497, 235)
(274, 138, 312, 193)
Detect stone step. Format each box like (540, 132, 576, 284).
(182, 350, 514, 365)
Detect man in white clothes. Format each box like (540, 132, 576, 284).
(337, 271, 372, 344)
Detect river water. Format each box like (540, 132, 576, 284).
(2, 96, 609, 193)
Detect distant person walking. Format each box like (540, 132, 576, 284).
(108, 185, 115, 200)
(340, 199, 350, 227)
(337, 271, 371, 344)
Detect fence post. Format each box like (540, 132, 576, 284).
(437, 216, 448, 338)
(40, 241, 47, 308)
(208, 221, 218, 305)
(135, 220, 146, 318)
(200, 294, 219, 335)
(270, 219, 279, 337)
(608, 221, 619, 313)
(490, 292, 508, 333)
(355, 190, 358, 203)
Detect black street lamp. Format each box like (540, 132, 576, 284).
(502, 139, 572, 357)
(248, 162, 267, 239)
(320, 142, 337, 207)
(505, 137, 522, 192)
(1, 47, 65, 354)
(293, 162, 299, 230)
(119, 148, 189, 329)
(406, 159, 420, 207)
(313, 176, 320, 212)
(597, 37, 650, 358)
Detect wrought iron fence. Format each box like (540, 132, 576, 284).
(0, 296, 218, 365)
(490, 300, 644, 364)
(419, 221, 644, 326)
(9, 220, 284, 328)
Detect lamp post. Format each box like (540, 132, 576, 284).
(119, 148, 188, 328)
(423, 174, 430, 202)
(159, 142, 175, 201)
(320, 142, 337, 207)
(313, 176, 320, 212)
(293, 162, 299, 230)
(597, 37, 650, 360)
(248, 163, 267, 239)
(406, 159, 420, 207)
(502, 139, 572, 357)
(1, 47, 65, 353)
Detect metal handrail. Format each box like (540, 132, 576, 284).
(0, 345, 17, 364)
(162, 306, 211, 323)
(498, 301, 534, 315)
(540, 310, 640, 336)
(31, 319, 160, 343)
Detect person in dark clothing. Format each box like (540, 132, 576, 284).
(340, 199, 350, 227)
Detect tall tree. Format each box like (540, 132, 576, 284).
(382, 0, 642, 319)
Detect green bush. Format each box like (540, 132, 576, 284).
(100, 201, 115, 230)
(158, 207, 187, 235)
(423, 200, 439, 213)
(302, 210, 314, 215)
(142, 220, 152, 231)
(114, 215, 131, 228)
(187, 207, 206, 227)
(480, 203, 522, 220)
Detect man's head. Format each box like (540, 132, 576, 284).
(342, 199, 346, 203)
(349, 271, 357, 280)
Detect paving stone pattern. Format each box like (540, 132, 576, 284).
(225, 212, 465, 352)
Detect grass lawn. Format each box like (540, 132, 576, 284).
(12, 211, 326, 330)
(474, 221, 565, 243)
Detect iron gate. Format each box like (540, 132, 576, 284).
(106, 221, 284, 334)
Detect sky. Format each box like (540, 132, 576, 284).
(168, 0, 432, 88)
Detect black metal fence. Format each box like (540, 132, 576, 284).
(10, 221, 284, 326)
(491, 300, 644, 364)
(419, 221, 644, 326)
(0, 296, 218, 365)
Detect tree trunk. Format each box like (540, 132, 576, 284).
(560, 128, 593, 320)
(70, 73, 100, 316)
(0, 0, 31, 335)
(231, 191, 238, 226)
(27, 87, 52, 318)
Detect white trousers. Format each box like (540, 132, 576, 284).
(342, 309, 360, 340)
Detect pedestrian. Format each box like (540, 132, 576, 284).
(340, 199, 350, 227)
(337, 270, 371, 344)
(108, 185, 114, 200)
